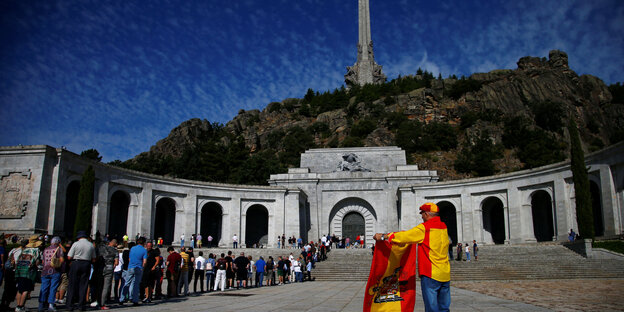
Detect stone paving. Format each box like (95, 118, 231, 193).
(10, 280, 555, 312)
(453, 278, 624, 312)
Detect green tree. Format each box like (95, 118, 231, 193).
(350, 119, 377, 138)
(454, 131, 502, 177)
(608, 82, 624, 104)
(569, 118, 594, 239)
(530, 101, 565, 133)
(341, 136, 364, 147)
(74, 165, 95, 238)
(80, 148, 102, 162)
(447, 78, 483, 100)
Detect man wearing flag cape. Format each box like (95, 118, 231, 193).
(368, 202, 451, 312)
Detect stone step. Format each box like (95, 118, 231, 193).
(310, 244, 624, 281)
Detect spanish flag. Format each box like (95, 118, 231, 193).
(364, 240, 417, 312)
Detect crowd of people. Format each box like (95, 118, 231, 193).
(0, 232, 333, 311)
(277, 233, 367, 249)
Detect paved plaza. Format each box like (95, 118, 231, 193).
(6, 280, 560, 312)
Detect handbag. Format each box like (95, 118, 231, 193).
(50, 247, 62, 269)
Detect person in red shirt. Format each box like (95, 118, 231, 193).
(164, 247, 181, 298)
(374, 202, 451, 312)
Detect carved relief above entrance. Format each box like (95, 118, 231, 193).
(0, 171, 33, 218)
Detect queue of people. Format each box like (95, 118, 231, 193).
(0, 233, 325, 311)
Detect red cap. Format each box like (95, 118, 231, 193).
(419, 202, 439, 213)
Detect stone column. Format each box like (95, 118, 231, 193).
(93, 180, 109, 237)
(138, 183, 152, 241)
(460, 192, 473, 243)
(555, 175, 574, 241)
(521, 203, 536, 242)
(284, 191, 299, 245)
(503, 202, 511, 244)
(597, 165, 618, 236)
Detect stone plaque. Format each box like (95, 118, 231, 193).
(0, 172, 32, 218)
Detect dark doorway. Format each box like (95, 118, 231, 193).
(482, 197, 506, 244)
(201, 202, 222, 247)
(342, 211, 365, 244)
(245, 205, 268, 247)
(63, 181, 80, 239)
(108, 191, 130, 241)
(437, 201, 458, 246)
(531, 191, 554, 242)
(154, 198, 176, 245)
(590, 181, 604, 236)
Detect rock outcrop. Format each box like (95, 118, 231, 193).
(130, 50, 624, 180)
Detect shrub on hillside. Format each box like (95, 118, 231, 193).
(608, 82, 624, 104)
(447, 77, 483, 100)
(454, 131, 503, 177)
(351, 119, 377, 138)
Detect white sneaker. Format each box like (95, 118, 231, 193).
(48, 304, 57, 311)
(90, 301, 98, 307)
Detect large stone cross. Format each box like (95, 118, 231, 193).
(345, 0, 386, 88)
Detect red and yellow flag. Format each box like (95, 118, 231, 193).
(364, 240, 417, 312)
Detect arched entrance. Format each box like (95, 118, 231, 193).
(531, 190, 554, 242)
(108, 191, 130, 241)
(437, 201, 458, 246)
(63, 181, 80, 238)
(200, 202, 222, 247)
(590, 181, 604, 236)
(154, 198, 176, 245)
(245, 205, 268, 247)
(482, 197, 506, 244)
(329, 197, 377, 246)
(342, 211, 365, 244)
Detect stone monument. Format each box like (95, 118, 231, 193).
(345, 0, 386, 87)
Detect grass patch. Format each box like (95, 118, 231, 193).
(593, 240, 624, 254)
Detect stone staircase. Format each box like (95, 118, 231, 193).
(312, 244, 624, 281)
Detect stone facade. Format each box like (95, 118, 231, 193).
(0, 143, 623, 247)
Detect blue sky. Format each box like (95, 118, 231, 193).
(1, 0, 623, 162)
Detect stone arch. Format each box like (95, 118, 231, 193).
(63, 180, 81, 238)
(437, 201, 458, 246)
(200, 202, 223, 247)
(154, 197, 176, 245)
(245, 204, 268, 247)
(329, 197, 377, 246)
(530, 190, 555, 242)
(590, 180, 604, 236)
(481, 196, 506, 244)
(108, 190, 130, 241)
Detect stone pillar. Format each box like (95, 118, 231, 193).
(284, 192, 299, 245)
(93, 180, 109, 237)
(459, 192, 472, 243)
(507, 189, 525, 244)
(137, 184, 152, 241)
(455, 207, 463, 244)
(597, 165, 619, 236)
(172, 197, 186, 247)
(521, 204, 536, 242)
(503, 203, 511, 244)
(554, 176, 573, 241)
(220, 206, 230, 248)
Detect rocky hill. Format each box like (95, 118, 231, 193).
(123, 50, 624, 182)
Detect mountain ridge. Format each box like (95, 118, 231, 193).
(120, 50, 624, 183)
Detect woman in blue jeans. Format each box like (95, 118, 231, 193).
(39, 237, 64, 311)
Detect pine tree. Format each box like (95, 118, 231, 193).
(568, 118, 594, 240)
(74, 165, 95, 239)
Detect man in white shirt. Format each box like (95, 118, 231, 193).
(193, 252, 206, 292)
(232, 234, 238, 249)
